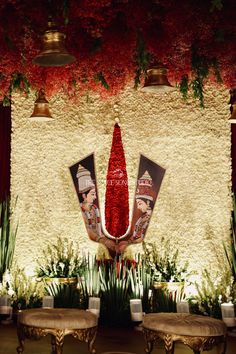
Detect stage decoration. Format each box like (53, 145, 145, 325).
(229, 88, 236, 124)
(141, 62, 175, 93)
(33, 21, 76, 67)
(105, 123, 129, 237)
(69, 125, 165, 257)
(29, 88, 54, 122)
(0, 0, 235, 105)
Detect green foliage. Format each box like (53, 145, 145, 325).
(2, 72, 30, 106)
(152, 286, 179, 313)
(36, 236, 85, 278)
(210, 0, 223, 12)
(190, 269, 231, 319)
(134, 31, 152, 89)
(94, 72, 110, 90)
(224, 194, 236, 283)
(130, 255, 152, 313)
(142, 239, 189, 282)
(191, 47, 222, 107)
(62, 0, 70, 25)
(179, 75, 189, 101)
(99, 258, 132, 326)
(45, 281, 81, 308)
(8, 266, 43, 310)
(179, 47, 222, 107)
(0, 198, 18, 282)
(78, 254, 101, 308)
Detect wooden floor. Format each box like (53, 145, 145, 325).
(0, 322, 236, 354)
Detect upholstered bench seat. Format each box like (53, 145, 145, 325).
(17, 308, 98, 354)
(142, 313, 227, 354)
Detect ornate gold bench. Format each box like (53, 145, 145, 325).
(17, 308, 98, 354)
(142, 312, 227, 354)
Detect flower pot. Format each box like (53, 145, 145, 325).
(42, 277, 78, 286)
(39, 277, 80, 308)
(152, 281, 185, 312)
(153, 281, 184, 293)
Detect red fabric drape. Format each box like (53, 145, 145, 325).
(0, 104, 11, 202)
(105, 123, 129, 237)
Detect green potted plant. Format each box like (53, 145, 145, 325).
(189, 269, 232, 319)
(10, 266, 44, 311)
(99, 257, 132, 327)
(36, 237, 85, 308)
(36, 236, 84, 283)
(143, 239, 188, 284)
(142, 239, 189, 312)
(0, 266, 44, 322)
(78, 253, 101, 309)
(224, 194, 236, 288)
(130, 255, 153, 314)
(0, 198, 18, 282)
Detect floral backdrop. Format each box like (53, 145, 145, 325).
(10, 83, 231, 275)
(0, 0, 235, 105)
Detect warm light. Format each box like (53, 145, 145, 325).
(29, 89, 54, 122)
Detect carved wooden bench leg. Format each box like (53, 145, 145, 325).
(51, 335, 56, 354)
(143, 328, 154, 354)
(16, 325, 25, 354)
(218, 336, 227, 354)
(71, 327, 97, 354)
(87, 327, 97, 354)
(165, 342, 175, 354)
(163, 334, 175, 354)
(53, 330, 65, 354)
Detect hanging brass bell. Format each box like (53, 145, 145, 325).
(29, 88, 54, 122)
(141, 64, 175, 92)
(33, 22, 76, 67)
(229, 103, 236, 124)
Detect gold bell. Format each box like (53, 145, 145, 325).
(229, 103, 236, 124)
(141, 63, 175, 92)
(29, 88, 54, 122)
(33, 22, 76, 67)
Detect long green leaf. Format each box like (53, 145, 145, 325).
(0, 198, 18, 281)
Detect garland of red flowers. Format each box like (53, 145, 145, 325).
(0, 0, 235, 104)
(105, 123, 129, 237)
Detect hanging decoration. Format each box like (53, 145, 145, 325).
(69, 125, 165, 258)
(2, 1, 233, 104)
(105, 123, 129, 237)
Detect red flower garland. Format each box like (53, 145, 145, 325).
(0, 0, 235, 102)
(105, 123, 129, 237)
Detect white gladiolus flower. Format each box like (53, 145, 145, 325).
(8, 288, 15, 296)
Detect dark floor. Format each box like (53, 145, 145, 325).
(0, 322, 236, 354)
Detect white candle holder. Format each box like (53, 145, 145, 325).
(221, 302, 236, 327)
(130, 299, 143, 322)
(176, 301, 190, 313)
(0, 295, 13, 324)
(87, 297, 100, 317)
(42, 296, 54, 309)
(0, 295, 11, 314)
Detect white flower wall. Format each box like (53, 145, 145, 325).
(11, 84, 232, 277)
